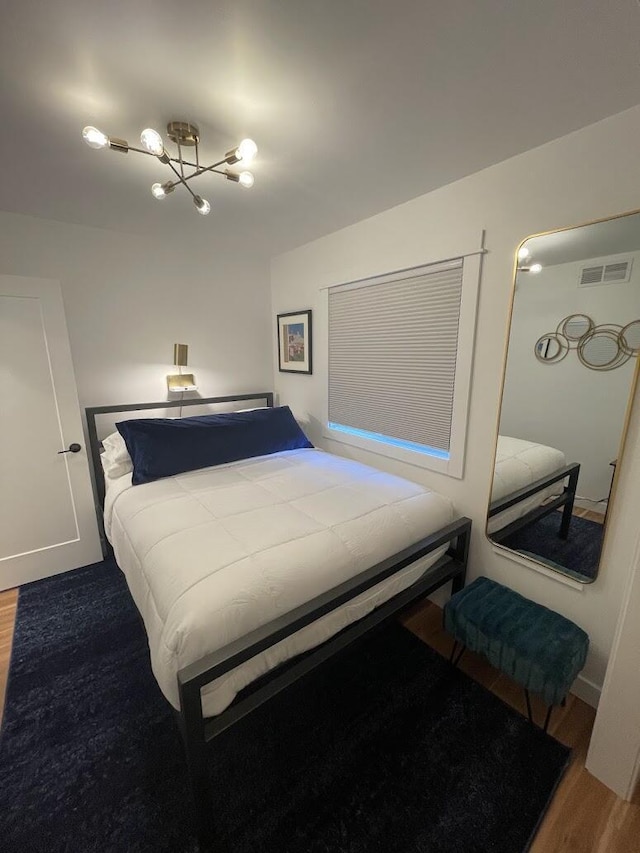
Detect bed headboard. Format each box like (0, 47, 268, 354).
(85, 392, 274, 510)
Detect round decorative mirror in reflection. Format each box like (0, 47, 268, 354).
(558, 313, 594, 342)
(620, 319, 640, 355)
(534, 332, 569, 363)
(577, 327, 630, 371)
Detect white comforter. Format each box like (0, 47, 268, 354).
(105, 448, 454, 716)
(488, 436, 566, 535)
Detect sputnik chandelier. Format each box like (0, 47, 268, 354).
(82, 121, 257, 215)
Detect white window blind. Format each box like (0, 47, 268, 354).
(328, 259, 464, 455)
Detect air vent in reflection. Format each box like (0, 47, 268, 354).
(579, 258, 632, 287)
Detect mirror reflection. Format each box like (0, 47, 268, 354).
(488, 210, 640, 583)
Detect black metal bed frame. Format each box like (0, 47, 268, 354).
(487, 462, 580, 544)
(85, 393, 472, 853)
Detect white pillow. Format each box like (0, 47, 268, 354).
(101, 430, 133, 479)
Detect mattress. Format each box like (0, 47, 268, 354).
(488, 435, 566, 535)
(104, 447, 454, 716)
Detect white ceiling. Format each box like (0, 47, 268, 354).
(2, 0, 640, 256)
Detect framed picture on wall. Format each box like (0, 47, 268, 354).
(277, 310, 313, 374)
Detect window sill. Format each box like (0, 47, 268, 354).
(323, 426, 463, 477)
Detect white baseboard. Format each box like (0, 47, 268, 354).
(574, 498, 607, 515)
(428, 585, 451, 609)
(571, 673, 601, 708)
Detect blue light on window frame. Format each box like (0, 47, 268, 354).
(327, 422, 450, 460)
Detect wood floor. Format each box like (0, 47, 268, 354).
(572, 507, 605, 524)
(0, 587, 18, 723)
(1, 587, 638, 851)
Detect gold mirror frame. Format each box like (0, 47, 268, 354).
(488, 208, 640, 584)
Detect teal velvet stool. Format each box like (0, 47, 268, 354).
(443, 576, 589, 731)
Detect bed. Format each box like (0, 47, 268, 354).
(86, 393, 471, 852)
(487, 435, 580, 544)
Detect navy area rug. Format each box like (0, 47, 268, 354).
(502, 514, 604, 580)
(0, 561, 570, 853)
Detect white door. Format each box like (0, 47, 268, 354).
(0, 275, 102, 590)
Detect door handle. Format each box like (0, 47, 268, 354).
(58, 443, 82, 454)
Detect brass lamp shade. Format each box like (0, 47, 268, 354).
(167, 373, 197, 392)
(174, 343, 188, 366)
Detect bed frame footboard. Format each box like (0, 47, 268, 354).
(177, 515, 471, 853)
(488, 462, 580, 544)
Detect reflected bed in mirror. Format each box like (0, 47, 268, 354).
(488, 210, 640, 583)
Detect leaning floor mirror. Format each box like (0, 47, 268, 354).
(487, 209, 640, 583)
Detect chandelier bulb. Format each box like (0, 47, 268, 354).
(82, 126, 109, 150)
(529, 263, 542, 274)
(517, 246, 531, 261)
(151, 181, 175, 199)
(140, 128, 165, 157)
(238, 170, 255, 189)
(193, 195, 211, 215)
(237, 138, 258, 164)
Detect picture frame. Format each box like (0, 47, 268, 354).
(277, 310, 313, 374)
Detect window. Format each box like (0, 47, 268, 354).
(326, 255, 480, 477)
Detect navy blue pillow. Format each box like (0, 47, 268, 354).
(116, 406, 313, 485)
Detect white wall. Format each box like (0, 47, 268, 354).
(586, 533, 640, 797)
(500, 254, 640, 503)
(270, 105, 640, 714)
(0, 212, 272, 410)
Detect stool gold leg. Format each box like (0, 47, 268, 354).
(449, 639, 458, 663)
(450, 640, 465, 667)
(524, 689, 533, 723)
